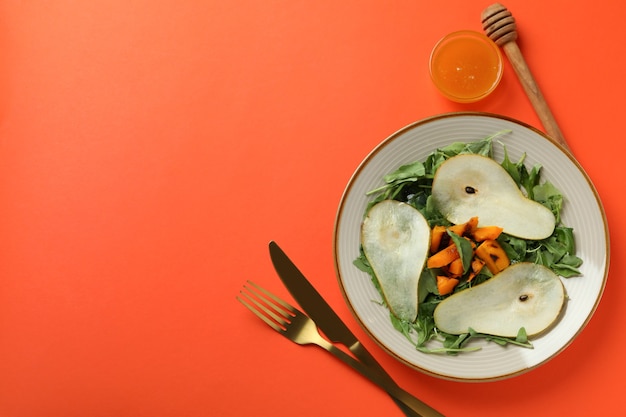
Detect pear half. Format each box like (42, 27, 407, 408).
(433, 262, 565, 337)
(361, 200, 430, 322)
(432, 154, 556, 240)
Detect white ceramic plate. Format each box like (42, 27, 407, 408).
(333, 112, 609, 381)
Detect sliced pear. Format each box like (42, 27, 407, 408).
(432, 154, 556, 240)
(361, 200, 430, 322)
(433, 262, 565, 337)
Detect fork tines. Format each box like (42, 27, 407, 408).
(237, 281, 296, 332)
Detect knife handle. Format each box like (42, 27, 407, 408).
(347, 343, 445, 417)
(322, 342, 445, 417)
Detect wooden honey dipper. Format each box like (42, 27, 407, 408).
(481, 3, 570, 151)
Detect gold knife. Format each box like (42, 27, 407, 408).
(269, 241, 445, 417)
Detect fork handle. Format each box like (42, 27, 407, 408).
(322, 343, 445, 417)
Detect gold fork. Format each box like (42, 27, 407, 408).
(237, 281, 444, 417)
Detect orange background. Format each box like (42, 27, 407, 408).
(0, 1, 621, 416)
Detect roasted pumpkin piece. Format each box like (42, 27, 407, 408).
(472, 225, 504, 242)
(436, 275, 460, 296)
(447, 257, 465, 277)
(474, 239, 510, 274)
(471, 257, 485, 273)
(468, 258, 486, 282)
(430, 225, 448, 254)
(427, 243, 460, 269)
(447, 216, 479, 237)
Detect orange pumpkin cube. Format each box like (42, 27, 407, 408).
(436, 275, 460, 296)
(474, 239, 510, 274)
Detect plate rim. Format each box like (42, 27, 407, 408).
(332, 111, 610, 382)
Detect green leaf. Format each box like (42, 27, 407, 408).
(352, 255, 371, 274)
(551, 253, 583, 277)
(383, 160, 425, 183)
(533, 181, 561, 202)
(468, 327, 533, 349)
(497, 235, 526, 262)
(418, 269, 438, 304)
(521, 164, 542, 200)
(501, 146, 521, 186)
(515, 327, 528, 343)
(554, 227, 576, 254)
(390, 313, 414, 343)
(447, 230, 473, 274)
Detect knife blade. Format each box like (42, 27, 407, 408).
(269, 241, 444, 417)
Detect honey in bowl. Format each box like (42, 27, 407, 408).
(429, 30, 503, 103)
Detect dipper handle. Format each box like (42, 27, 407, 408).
(481, 3, 570, 151)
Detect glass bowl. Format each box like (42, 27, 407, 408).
(429, 30, 503, 103)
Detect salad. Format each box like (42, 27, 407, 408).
(353, 131, 583, 354)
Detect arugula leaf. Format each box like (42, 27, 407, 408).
(501, 146, 522, 186)
(552, 254, 583, 277)
(418, 268, 437, 303)
(534, 181, 564, 223)
(447, 230, 473, 274)
(468, 327, 533, 349)
(383, 160, 425, 183)
(390, 313, 414, 343)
